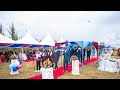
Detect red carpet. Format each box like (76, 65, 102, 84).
(23, 58, 36, 62)
(28, 57, 97, 79)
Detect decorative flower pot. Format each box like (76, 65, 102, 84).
(42, 67, 54, 79)
(72, 60, 80, 75)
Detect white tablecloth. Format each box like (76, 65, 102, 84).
(97, 59, 118, 73)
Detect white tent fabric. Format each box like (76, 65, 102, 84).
(0, 34, 16, 43)
(58, 37, 65, 47)
(40, 33, 55, 46)
(58, 37, 64, 43)
(16, 31, 40, 45)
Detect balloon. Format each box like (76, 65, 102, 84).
(12, 63, 18, 67)
(12, 67, 17, 72)
(65, 43, 68, 46)
(66, 40, 68, 43)
(19, 61, 22, 65)
(9, 64, 13, 69)
(40, 68, 42, 74)
(17, 65, 22, 69)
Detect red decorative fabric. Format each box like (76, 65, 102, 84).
(28, 57, 97, 79)
(92, 42, 98, 59)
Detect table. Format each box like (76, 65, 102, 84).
(97, 59, 119, 73)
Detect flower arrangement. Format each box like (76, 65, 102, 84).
(71, 55, 78, 61)
(42, 59, 53, 68)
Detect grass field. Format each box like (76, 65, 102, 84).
(0, 51, 120, 79)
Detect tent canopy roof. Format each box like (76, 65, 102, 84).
(40, 33, 55, 46)
(16, 31, 41, 45)
(58, 37, 64, 43)
(0, 34, 16, 44)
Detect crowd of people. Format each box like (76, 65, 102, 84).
(33, 46, 92, 72)
(0, 51, 18, 63)
(0, 46, 94, 72)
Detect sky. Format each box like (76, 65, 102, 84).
(0, 11, 120, 47)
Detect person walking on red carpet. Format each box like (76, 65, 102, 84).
(63, 47, 70, 71)
(87, 47, 91, 61)
(49, 48, 56, 68)
(55, 47, 60, 69)
(41, 48, 48, 64)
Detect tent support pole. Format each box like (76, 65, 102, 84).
(82, 41, 84, 70)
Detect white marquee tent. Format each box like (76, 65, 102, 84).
(58, 37, 64, 43)
(0, 34, 16, 44)
(16, 31, 41, 45)
(58, 37, 65, 47)
(40, 33, 55, 46)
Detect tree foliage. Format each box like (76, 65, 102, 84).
(8, 23, 18, 41)
(0, 24, 5, 35)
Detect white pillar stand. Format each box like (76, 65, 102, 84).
(72, 60, 80, 75)
(42, 68, 54, 79)
(10, 59, 19, 75)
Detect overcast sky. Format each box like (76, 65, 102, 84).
(0, 11, 120, 47)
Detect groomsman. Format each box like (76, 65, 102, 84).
(69, 46, 74, 64)
(63, 47, 70, 71)
(49, 48, 56, 67)
(69, 46, 74, 57)
(74, 47, 77, 55)
(48, 48, 52, 61)
(87, 47, 91, 61)
(76, 47, 81, 62)
(55, 47, 60, 69)
(41, 48, 48, 64)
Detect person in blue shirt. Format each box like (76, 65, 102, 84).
(63, 47, 70, 71)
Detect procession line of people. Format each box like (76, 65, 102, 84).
(34, 46, 92, 72)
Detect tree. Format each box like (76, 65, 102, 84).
(8, 23, 18, 41)
(0, 24, 5, 35)
(15, 33, 18, 40)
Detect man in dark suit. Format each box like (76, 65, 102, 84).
(76, 47, 81, 62)
(74, 47, 77, 56)
(41, 48, 48, 64)
(87, 47, 91, 61)
(63, 47, 70, 71)
(69, 46, 74, 64)
(81, 48, 85, 64)
(55, 47, 60, 69)
(28, 49, 33, 59)
(49, 48, 56, 67)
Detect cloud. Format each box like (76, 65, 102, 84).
(0, 11, 120, 47)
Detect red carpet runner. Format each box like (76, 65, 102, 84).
(23, 58, 36, 62)
(28, 57, 97, 79)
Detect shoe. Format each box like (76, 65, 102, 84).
(37, 70, 40, 72)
